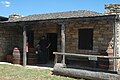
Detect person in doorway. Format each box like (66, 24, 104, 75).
(37, 36, 51, 64)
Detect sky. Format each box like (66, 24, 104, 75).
(0, 0, 119, 17)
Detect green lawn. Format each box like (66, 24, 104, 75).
(0, 64, 84, 80)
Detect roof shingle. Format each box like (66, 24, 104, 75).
(9, 10, 102, 22)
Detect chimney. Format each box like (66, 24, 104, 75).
(104, 4, 120, 15)
(8, 14, 23, 21)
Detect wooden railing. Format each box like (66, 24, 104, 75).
(53, 52, 120, 71)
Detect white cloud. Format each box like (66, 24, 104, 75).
(1, 1, 11, 7)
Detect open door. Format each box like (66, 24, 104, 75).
(47, 33, 57, 61)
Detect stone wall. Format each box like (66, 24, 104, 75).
(0, 25, 23, 61)
(66, 17, 114, 55)
(105, 4, 120, 15)
(31, 23, 61, 51)
(116, 19, 120, 72)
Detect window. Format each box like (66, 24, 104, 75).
(78, 29, 93, 50)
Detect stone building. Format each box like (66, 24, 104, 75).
(0, 16, 8, 21)
(0, 4, 120, 72)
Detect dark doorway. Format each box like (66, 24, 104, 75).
(78, 29, 93, 50)
(26, 30, 36, 65)
(47, 33, 57, 61)
(27, 30, 34, 48)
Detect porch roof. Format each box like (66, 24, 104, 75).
(7, 10, 102, 22)
(0, 16, 8, 21)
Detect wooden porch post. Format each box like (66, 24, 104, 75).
(61, 24, 66, 64)
(23, 26, 27, 66)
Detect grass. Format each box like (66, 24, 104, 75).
(0, 64, 85, 80)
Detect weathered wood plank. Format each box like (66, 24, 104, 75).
(54, 54, 58, 64)
(23, 26, 27, 66)
(53, 52, 120, 59)
(61, 24, 65, 64)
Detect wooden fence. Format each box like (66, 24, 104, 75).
(53, 52, 120, 72)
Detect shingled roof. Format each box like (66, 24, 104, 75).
(8, 10, 102, 22)
(0, 16, 8, 21)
